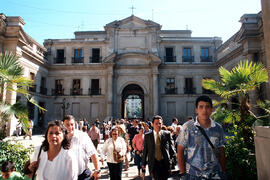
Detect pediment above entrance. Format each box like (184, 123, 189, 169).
(105, 15, 161, 31)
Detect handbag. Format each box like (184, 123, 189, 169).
(113, 140, 124, 163)
(196, 125, 221, 159)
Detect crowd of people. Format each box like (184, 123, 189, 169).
(0, 95, 227, 180)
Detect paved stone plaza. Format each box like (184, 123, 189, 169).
(4, 135, 180, 180)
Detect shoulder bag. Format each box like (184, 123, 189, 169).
(113, 140, 124, 163)
(32, 145, 43, 180)
(196, 125, 221, 159)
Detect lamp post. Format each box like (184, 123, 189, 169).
(61, 98, 70, 117)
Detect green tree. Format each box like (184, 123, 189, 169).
(202, 60, 268, 179)
(0, 52, 45, 139)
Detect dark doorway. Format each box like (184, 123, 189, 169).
(122, 84, 144, 120)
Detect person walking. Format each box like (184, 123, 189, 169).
(101, 127, 126, 180)
(142, 115, 176, 180)
(29, 120, 78, 180)
(88, 123, 101, 149)
(62, 115, 101, 180)
(177, 95, 226, 179)
(132, 126, 144, 178)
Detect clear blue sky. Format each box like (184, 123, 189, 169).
(1, 0, 261, 45)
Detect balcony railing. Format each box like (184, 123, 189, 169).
(70, 88, 83, 95)
(40, 86, 47, 95)
(90, 56, 102, 63)
(72, 57, 84, 63)
(28, 85, 36, 92)
(164, 56, 176, 62)
(89, 88, 101, 95)
(200, 56, 213, 62)
(165, 87, 177, 94)
(54, 57, 66, 64)
(51, 88, 65, 96)
(184, 87, 196, 94)
(182, 56, 194, 62)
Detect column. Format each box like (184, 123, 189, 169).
(107, 71, 113, 117)
(152, 68, 159, 115)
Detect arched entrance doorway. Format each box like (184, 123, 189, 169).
(122, 84, 144, 120)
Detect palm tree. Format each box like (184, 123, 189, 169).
(0, 52, 45, 138)
(202, 60, 268, 147)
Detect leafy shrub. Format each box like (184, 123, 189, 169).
(0, 141, 34, 173)
(225, 125, 257, 180)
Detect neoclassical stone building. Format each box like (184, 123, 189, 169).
(43, 15, 222, 125)
(1, 13, 268, 135)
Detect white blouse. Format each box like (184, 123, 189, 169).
(102, 137, 127, 163)
(31, 146, 78, 180)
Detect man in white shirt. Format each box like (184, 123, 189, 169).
(63, 115, 101, 179)
(171, 117, 178, 132)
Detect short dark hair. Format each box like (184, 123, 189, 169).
(172, 117, 178, 123)
(195, 95, 213, 108)
(1, 161, 15, 172)
(62, 115, 75, 122)
(42, 120, 71, 151)
(152, 115, 163, 123)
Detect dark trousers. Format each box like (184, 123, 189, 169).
(134, 153, 142, 170)
(107, 162, 123, 180)
(153, 159, 169, 180)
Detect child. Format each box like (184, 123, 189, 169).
(0, 161, 23, 180)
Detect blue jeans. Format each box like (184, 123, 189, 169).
(134, 153, 142, 170)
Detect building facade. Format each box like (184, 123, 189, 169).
(1, 13, 267, 135)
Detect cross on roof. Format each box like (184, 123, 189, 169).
(129, 5, 135, 15)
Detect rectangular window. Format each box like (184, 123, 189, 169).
(54, 79, 64, 95)
(201, 48, 212, 62)
(73, 49, 83, 63)
(165, 47, 175, 62)
(183, 48, 193, 62)
(29, 72, 36, 92)
(72, 79, 81, 95)
(40, 77, 47, 95)
(74, 49, 82, 58)
(91, 48, 101, 63)
(55, 49, 65, 63)
(185, 78, 195, 94)
(201, 48, 209, 57)
(165, 78, 177, 94)
(166, 78, 175, 88)
(184, 48, 191, 57)
(90, 79, 100, 95)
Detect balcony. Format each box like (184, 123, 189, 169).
(164, 56, 176, 62)
(40, 86, 47, 95)
(89, 88, 101, 95)
(51, 88, 65, 96)
(72, 57, 84, 63)
(70, 88, 83, 96)
(90, 56, 102, 63)
(28, 85, 36, 92)
(165, 87, 177, 94)
(184, 87, 196, 94)
(200, 56, 213, 62)
(182, 56, 194, 62)
(54, 57, 66, 64)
